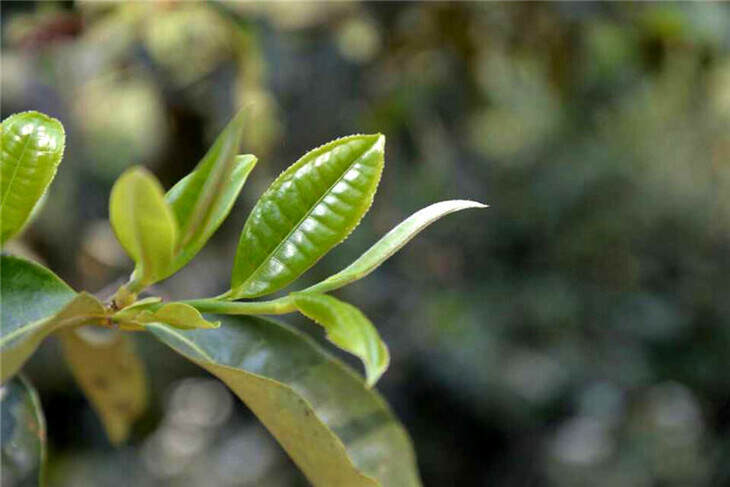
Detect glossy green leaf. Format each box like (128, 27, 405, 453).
(0, 255, 106, 382)
(134, 303, 220, 330)
(166, 108, 256, 274)
(1, 375, 47, 487)
(293, 293, 389, 387)
(109, 167, 178, 287)
(230, 134, 385, 299)
(1, 111, 65, 244)
(60, 328, 147, 444)
(305, 200, 487, 294)
(148, 314, 421, 487)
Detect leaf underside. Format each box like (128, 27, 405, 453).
(230, 134, 385, 298)
(304, 199, 487, 294)
(1, 111, 65, 244)
(148, 314, 421, 487)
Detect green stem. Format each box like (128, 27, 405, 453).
(182, 296, 296, 315)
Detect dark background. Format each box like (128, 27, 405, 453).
(2, 2, 730, 486)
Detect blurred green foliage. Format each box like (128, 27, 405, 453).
(2, 1, 730, 486)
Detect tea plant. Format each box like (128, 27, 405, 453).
(0, 109, 484, 486)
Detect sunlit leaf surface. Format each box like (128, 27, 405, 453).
(1, 111, 65, 244)
(230, 134, 385, 298)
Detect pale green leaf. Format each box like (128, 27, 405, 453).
(109, 167, 178, 287)
(1, 111, 65, 244)
(60, 328, 147, 444)
(292, 293, 389, 387)
(230, 134, 385, 299)
(134, 303, 219, 330)
(1, 375, 47, 486)
(148, 314, 421, 487)
(304, 200, 487, 294)
(166, 108, 256, 274)
(0, 255, 106, 382)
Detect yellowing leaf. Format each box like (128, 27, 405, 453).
(60, 328, 147, 444)
(109, 167, 178, 287)
(292, 293, 389, 387)
(148, 315, 421, 486)
(230, 134, 385, 299)
(1, 111, 65, 244)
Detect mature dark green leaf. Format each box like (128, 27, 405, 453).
(1, 111, 65, 244)
(293, 293, 389, 387)
(166, 108, 256, 273)
(60, 329, 147, 444)
(109, 167, 178, 287)
(230, 134, 385, 299)
(304, 200, 487, 294)
(1, 375, 47, 487)
(0, 255, 106, 382)
(148, 314, 421, 487)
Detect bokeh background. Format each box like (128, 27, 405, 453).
(3, 1, 730, 486)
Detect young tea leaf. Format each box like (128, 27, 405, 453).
(1, 111, 65, 244)
(109, 167, 178, 288)
(135, 303, 220, 330)
(304, 200, 487, 294)
(292, 293, 389, 387)
(60, 329, 147, 444)
(0, 255, 106, 382)
(166, 108, 256, 273)
(147, 314, 421, 487)
(1, 375, 47, 486)
(229, 135, 385, 299)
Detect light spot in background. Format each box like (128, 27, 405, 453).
(550, 416, 614, 466)
(336, 17, 381, 64)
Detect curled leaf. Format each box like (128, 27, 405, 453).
(305, 200, 487, 294)
(109, 167, 178, 287)
(292, 293, 389, 387)
(166, 107, 256, 273)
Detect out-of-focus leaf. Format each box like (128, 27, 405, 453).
(109, 167, 178, 287)
(292, 293, 389, 387)
(1, 375, 47, 487)
(60, 328, 147, 444)
(230, 134, 385, 299)
(0, 111, 65, 245)
(166, 108, 256, 274)
(304, 200, 487, 294)
(148, 314, 421, 487)
(131, 303, 220, 330)
(0, 255, 106, 382)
